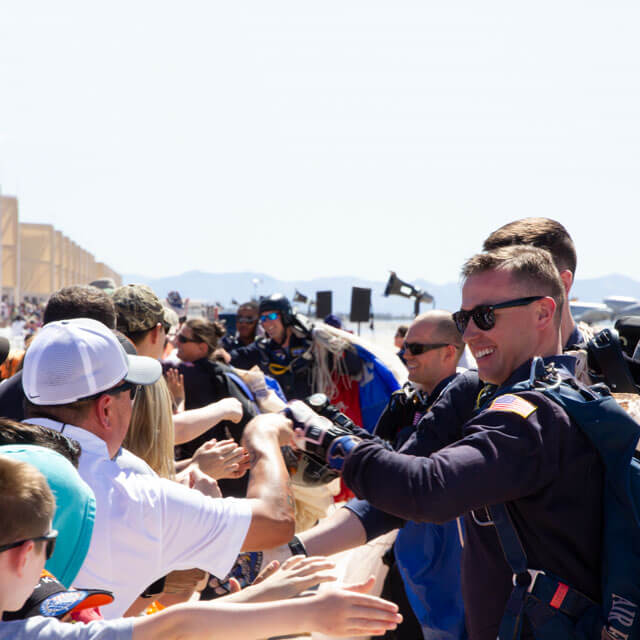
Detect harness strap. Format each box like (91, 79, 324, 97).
(489, 503, 598, 639)
(527, 572, 596, 619)
(489, 503, 529, 640)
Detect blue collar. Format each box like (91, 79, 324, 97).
(564, 325, 584, 350)
(498, 354, 576, 392)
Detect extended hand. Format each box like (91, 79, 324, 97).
(192, 439, 251, 480)
(310, 580, 402, 637)
(165, 368, 185, 409)
(230, 555, 337, 603)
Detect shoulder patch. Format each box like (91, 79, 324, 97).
(487, 394, 537, 419)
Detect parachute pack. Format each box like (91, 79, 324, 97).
(489, 357, 640, 640)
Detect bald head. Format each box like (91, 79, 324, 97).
(403, 310, 464, 393)
(412, 310, 464, 351)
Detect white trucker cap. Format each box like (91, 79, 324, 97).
(23, 317, 162, 406)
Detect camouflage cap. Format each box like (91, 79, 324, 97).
(113, 284, 165, 335)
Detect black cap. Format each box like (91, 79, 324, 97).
(3, 570, 114, 620)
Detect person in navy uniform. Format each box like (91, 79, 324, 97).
(229, 294, 315, 401)
(262, 310, 480, 639)
(220, 301, 260, 351)
(293, 245, 603, 640)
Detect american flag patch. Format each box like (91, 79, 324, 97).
(487, 394, 537, 419)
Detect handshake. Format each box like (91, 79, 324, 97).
(285, 394, 362, 472)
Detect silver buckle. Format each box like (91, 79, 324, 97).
(512, 569, 544, 592)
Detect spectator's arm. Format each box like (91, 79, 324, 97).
(130, 587, 401, 639)
(173, 398, 243, 445)
(240, 414, 296, 550)
(298, 505, 367, 556)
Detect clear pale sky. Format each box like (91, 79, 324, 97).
(1, 1, 639, 284)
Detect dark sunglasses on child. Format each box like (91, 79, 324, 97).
(0, 529, 58, 560)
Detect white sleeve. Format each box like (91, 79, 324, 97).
(156, 477, 252, 579)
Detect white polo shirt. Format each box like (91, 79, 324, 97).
(28, 418, 252, 618)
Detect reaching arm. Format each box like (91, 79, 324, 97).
(240, 413, 296, 550)
(299, 506, 367, 556)
(131, 585, 401, 639)
(173, 398, 244, 445)
(260, 505, 369, 570)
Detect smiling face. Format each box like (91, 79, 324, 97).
(461, 270, 544, 385)
(403, 320, 453, 393)
(261, 312, 286, 344)
(176, 326, 207, 362)
(236, 306, 258, 341)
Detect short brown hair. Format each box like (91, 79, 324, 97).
(0, 419, 81, 468)
(44, 285, 117, 329)
(462, 245, 565, 323)
(0, 456, 55, 547)
(185, 318, 225, 357)
(483, 217, 577, 275)
(24, 397, 95, 427)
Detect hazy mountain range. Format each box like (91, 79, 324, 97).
(121, 271, 640, 317)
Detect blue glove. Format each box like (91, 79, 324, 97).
(286, 400, 360, 470)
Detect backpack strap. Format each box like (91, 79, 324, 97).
(489, 502, 531, 640)
(225, 371, 261, 414)
(489, 502, 598, 639)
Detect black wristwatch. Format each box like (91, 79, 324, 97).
(141, 576, 166, 598)
(287, 535, 308, 557)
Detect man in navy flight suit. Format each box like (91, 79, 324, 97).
(291, 245, 603, 640)
(230, 294, 314, 401)
(263, 310, 480, 639)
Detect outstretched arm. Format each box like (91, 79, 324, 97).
(131, 585, 401, 639)
(240, 413, 296, 550)
(173, 398, 244, 445)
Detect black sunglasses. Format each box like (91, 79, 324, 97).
(402, 342, 450, 356)
(83, 380, 139, 402)
(453, 296, 544, 333)
(177, 334, 203, 344)
(236, 316, 257, 325)
(110, 381, 140, 401)
(0, 529, 58, 560)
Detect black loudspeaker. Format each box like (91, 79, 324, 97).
(350, 287, 371, 323)
(316, 291, 332, 318)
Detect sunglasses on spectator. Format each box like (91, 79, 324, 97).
(177, 334, 203, 344)
(453, 296, 544, 333)
(110, 381, 140, 401)
(259, 312, 280, 323)
(83, 380, 139, 402)
(236, 316, 257, 325)
(0, 529, 58, 560)
(402, 342, 451, 356)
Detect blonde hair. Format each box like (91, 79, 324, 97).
(124, 378, 176, 479)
